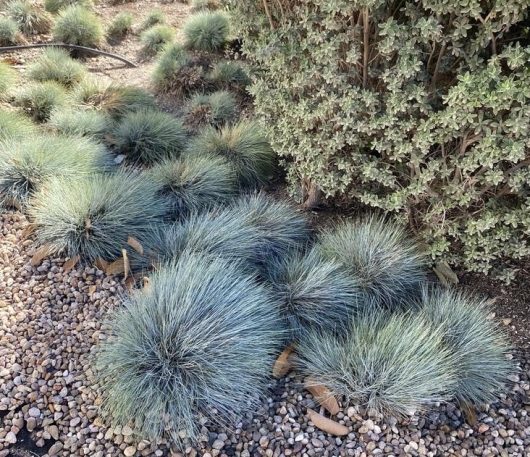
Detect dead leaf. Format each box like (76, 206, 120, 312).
(30, 244, 53, 267)
(122, 249, 130, 279)
(94, 258, 108, 271)
(105, 258, 125, 275)
(306, 408, 349, 436)
(127, 236, 144, 255)
(272, 346, 294, 378)
(88, 285, 97, 295)
(502, 318, 512, 326)
(125, 276, 135, 290)
(304, 377, 340, 415)
(433, 261, 459, 285)
(63, 255, 80, 273)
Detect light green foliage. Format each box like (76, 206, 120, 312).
(188, 120, 275, 188)
(183, 11, 229, 52)
(190, 0, 218, 12)
(140, 24, 175, 55)
(207, 61, 250, 91)
(184, 90, 237, 129)
(107, 12, 133, 40)
(14, 81, 67, 122)
(44, 0, 92, 14)
(47, 107, 111, 139)
(0, 63, 17, 100)
(228, 0, 530, 279)
(52, 5, 103, 47)
(28, 47, 87, 87)
(6, 0, 52, 34)
(0, 110, 36, 141)
(0, 17, 19, 45)
(139, 10, 165, 31)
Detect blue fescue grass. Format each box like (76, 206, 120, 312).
(28, 47, 87, 87)
(182, 11, 229, 53)
(0, 63, 17, 101)
(183, 90, 238, 129)
(96, 253, 285, 447)
(6, 0, 52, 35)
(52, 5, 103, 47)
(13, 81, 67, 122)
(47, 107, 112, 139)
(0, 110, 36, 142)
(0, 17, 19, 46)
(207, 61, 250, 91)
(140, 24, 175, 56)
(44, 0, 92, 14)
(106, 12, 133, 40)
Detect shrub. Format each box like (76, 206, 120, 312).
(0, 110, 36, 141)
(148, 154, 236, 219)
(140, 25, 175, 56)
(96, 253, 285, 447)
(106, 12, 133, 40)
(52, 5, 103, 47)
(0, 17, 19, 45)
(317, 216, 426, 307)
(188, 120, 275, 188)
(44, 0, 92, 14)
(183, 90, 237, 129)
(419, 287, 513, 406)
(71, 79, 156, 119)
(47, 107, 111, 139)
(295, 312, 456, 417)
(14, 81, 67, 122)
(227, 1, 530, 281)
(29, 170, 167, 262)
(0, 134, 110, 209)
(0, 63, 17, 100)
(28, 47, 87, 87)
(266, 248, 361, 337)
(6, 0, 52, 34)
(139, 10, 165, 31)
(182, 11, 229, 52)
(207, 61, 250, 90)
(152, 43, 208, 96)
(112, 110, 187, 165)
(224, 193, 311, 271)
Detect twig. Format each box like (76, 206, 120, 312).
(0, 43, 138, 67)
(262, 0, 275, 30)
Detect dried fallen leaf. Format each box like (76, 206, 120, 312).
(30, 244, 53, 267)
(304, 377, 340, 415)
(306, 408, 349, 436)
(63, 255, 80, 273)
(122, 249, 130, 279)
(273, 346, 294, 378)
(127, 236, 144, 255)
(95, 258, 108, 271)
(105, 258, 125, 275)
(125, 276, 135, 290)
(88, 285, 97, 295)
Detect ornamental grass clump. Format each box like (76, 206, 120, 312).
(295, 312, 456, 417)
(96, 253, 285, 447)
(140, 25, 175, 56)
(29, 170, 167, 263)
(189, 120, 275, 188)
(44, 0, 92, 14)
(148, 154, 236, 219)
(0, 17, 19, 45)
(47, 107, 111, 139)
(182, 11, 229, 53)
(14, 81, 67, 122)
(0, 63, 17, 100)
(152, 43, 208, 96)
(139, 10, 165, 31)
(190, 0, 219, 12)
(0, 134, 110, 209)
(106, 12, 133, 41)
(0, 110, 36, 141)
(419, 286, 513, 406)
(208, 61, 250, 91)
(266, 248, 361, 337)
(317, 216, 426, 308)
(28, 47, 87, 87)
(52, 5, 103, 47)
(6, 0, 52, 35)
(184, 90, 237, 129)
(112, 110, 187, 165)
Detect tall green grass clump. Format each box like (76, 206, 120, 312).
(29, 170, 167, 262)
(28, 47, 87, 87)
(44, 0, 92, 14)
(295, 312, 456, 417)
(0, 135, 110, 208)
(317, 216, 426, 308)
(0, 63, 17, 100)
(112, 110, 187, 165)
(148, 154, 236, 219)
(14, 81, 67, 122)
(152, 43, 207, 96)
(106, 12, 133, 41)
(6, 0, 52, 34)
(52, 5, 103, 47)
(96, 253, 285, 448)
(182, 11, 229, 52)
(0, 110, 36, 141)
(140, 25, 175, 56)
(184, 90, 237, 129)
(0, 17, 19, 45)
(139, 10, 165, 31)
(47, 107, 111, 139)
(208, 61, 250, 90)
(267, 248, 361, 337)
(189, 120, 275, 188)
(419, 287, 513, 406)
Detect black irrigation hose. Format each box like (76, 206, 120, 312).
(0, 43, 138, 68)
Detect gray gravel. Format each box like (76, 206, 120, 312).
(1, 211, 530, 457)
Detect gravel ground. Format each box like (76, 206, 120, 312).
(1, 211, 530, 457)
